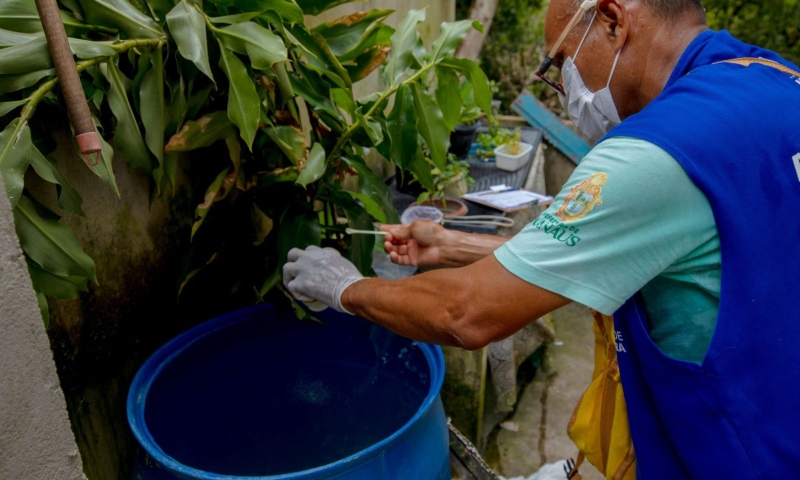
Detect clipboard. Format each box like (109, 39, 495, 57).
(462, 189, 554, 213)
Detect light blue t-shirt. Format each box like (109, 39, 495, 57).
(495, 137, 721, 363)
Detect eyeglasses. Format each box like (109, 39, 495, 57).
(535, 0, 598, 95)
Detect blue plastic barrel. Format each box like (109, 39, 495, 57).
(127, 304, 450, 479)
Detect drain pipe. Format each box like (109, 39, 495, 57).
(34, 0, 102, 165)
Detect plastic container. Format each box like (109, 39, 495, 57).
(494, 142, 533, 172)
(127, 304, 450, 480)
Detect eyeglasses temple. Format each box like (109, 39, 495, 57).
(539, 0, 598, 75)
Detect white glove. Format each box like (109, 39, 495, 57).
(282, 246, 365, 313)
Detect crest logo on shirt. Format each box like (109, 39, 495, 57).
(556, 172, 608, 222)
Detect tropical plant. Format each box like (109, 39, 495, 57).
(475, 119, 517, 159)
(705, 0, 800, 65)
(413, 151, 474, 205)
(0, 0, 493, 323)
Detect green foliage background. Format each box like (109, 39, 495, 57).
(0, 0, 492, 323)
(458, 0, 800, 113)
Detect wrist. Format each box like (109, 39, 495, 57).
(437, 229, 465, 267)
(335, 275, 366, 314)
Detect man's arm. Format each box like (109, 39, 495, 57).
(381, 220, 509, 268)
(342, 254, 570, 350)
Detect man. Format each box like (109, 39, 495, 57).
(284, 0, 800, 477)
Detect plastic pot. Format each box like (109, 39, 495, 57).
(494, 142, 533, 172)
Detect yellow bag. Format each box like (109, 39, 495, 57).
(567, 310, 636, 480)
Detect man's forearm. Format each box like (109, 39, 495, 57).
(342, 270, 473, 348)
(439, 230, 510, 267)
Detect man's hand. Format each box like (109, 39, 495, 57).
(282, 246, 364, 313)
(380, 220, 448, 267)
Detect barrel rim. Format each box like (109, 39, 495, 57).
(127, 303, 446, 479)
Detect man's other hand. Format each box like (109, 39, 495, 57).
(283, 246, 364, 313)
(380, 220, 447, 267)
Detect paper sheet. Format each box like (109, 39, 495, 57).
(463, 190, 554, 210)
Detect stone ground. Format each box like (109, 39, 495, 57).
(490, 303, 604, 480)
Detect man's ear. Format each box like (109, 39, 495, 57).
(597, 0, 629, 50)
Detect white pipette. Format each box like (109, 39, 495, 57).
(345, 228, 387, 236)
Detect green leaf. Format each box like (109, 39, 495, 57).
(264, 125, 306, 165)
(166, 0, 214, 81)
(101, 59, 152, 172)
(331, 87, 355, 116)
(319, 185, 375, 275)
(165, 67, 187, 135)
(382, 9, 425, 85)
(296, 142, 325, 187)
(216, 21, 288, 70)
(430, 20, 476, 63)
(140, 46, 166, 169)
(60, 9, 113, 36)
(356, 110, 383, 146)
(257, 264, 281, 298)
(438, 57, 493, 118)
(386, 84, 417, 167)
(435, 65, 462, 131)
(294, 0, 359, 16)
(68, 38, 117, 59)
(209, 12, 262, 24)
(79, 0, 162, 38)
(207, 0, 304, 23)
(26, 257, 88, 300)
(192, 168, 228, 239)
(165, 111, 235, 152)
(178, 252, 217, 297)
(0, 0, 42, 33)
(0, 69, 54, 94)
(409, 146, 434, 191)
(217, 43, 260, 150)
(285, 24, 351, 88)
(411, 83, 448, 170)
(143, 0, 176, 20)
(89, 115, 121, 197)
(36, 291, 49, 327)
(277, 208, 320, 268)
(12, 195, 97, 282)
(29, 145, 84, 216)
(311, 10, 393, 60)
(289, 69, 343, 132)
(251, 204, 274, 245)
(0, 28, 39, 47)
(0, 120, 31, 209)
(0, 98, 26, 117)
(0, 38, 52, 75)
(345, 44, 391, 83)
(343, 157, 399, 224)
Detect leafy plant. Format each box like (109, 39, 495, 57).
(705, 0, 800, 65)
(0, 0, 493, 322)
(414, 151, 474, 205)
(506, 129, 522, 155)
(475, 119, 517, 159)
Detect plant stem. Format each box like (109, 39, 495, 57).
(0, 38, 164, 167)
(326, 62, 437, 162)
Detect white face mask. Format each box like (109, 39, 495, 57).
(558, 12, 622, 143)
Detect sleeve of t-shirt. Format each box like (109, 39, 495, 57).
(494, 136, 717, 315)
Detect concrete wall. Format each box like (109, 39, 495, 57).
(0, 180, 85, 480)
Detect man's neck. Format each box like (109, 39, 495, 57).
(627, 22, 709, 117)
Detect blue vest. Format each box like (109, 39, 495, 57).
(601, 30, 800, 478)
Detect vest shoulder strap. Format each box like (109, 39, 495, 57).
(717, 57, 800, 77)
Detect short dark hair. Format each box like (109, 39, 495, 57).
(640, 0, 704, 19)
(579, 0, 705, 21)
